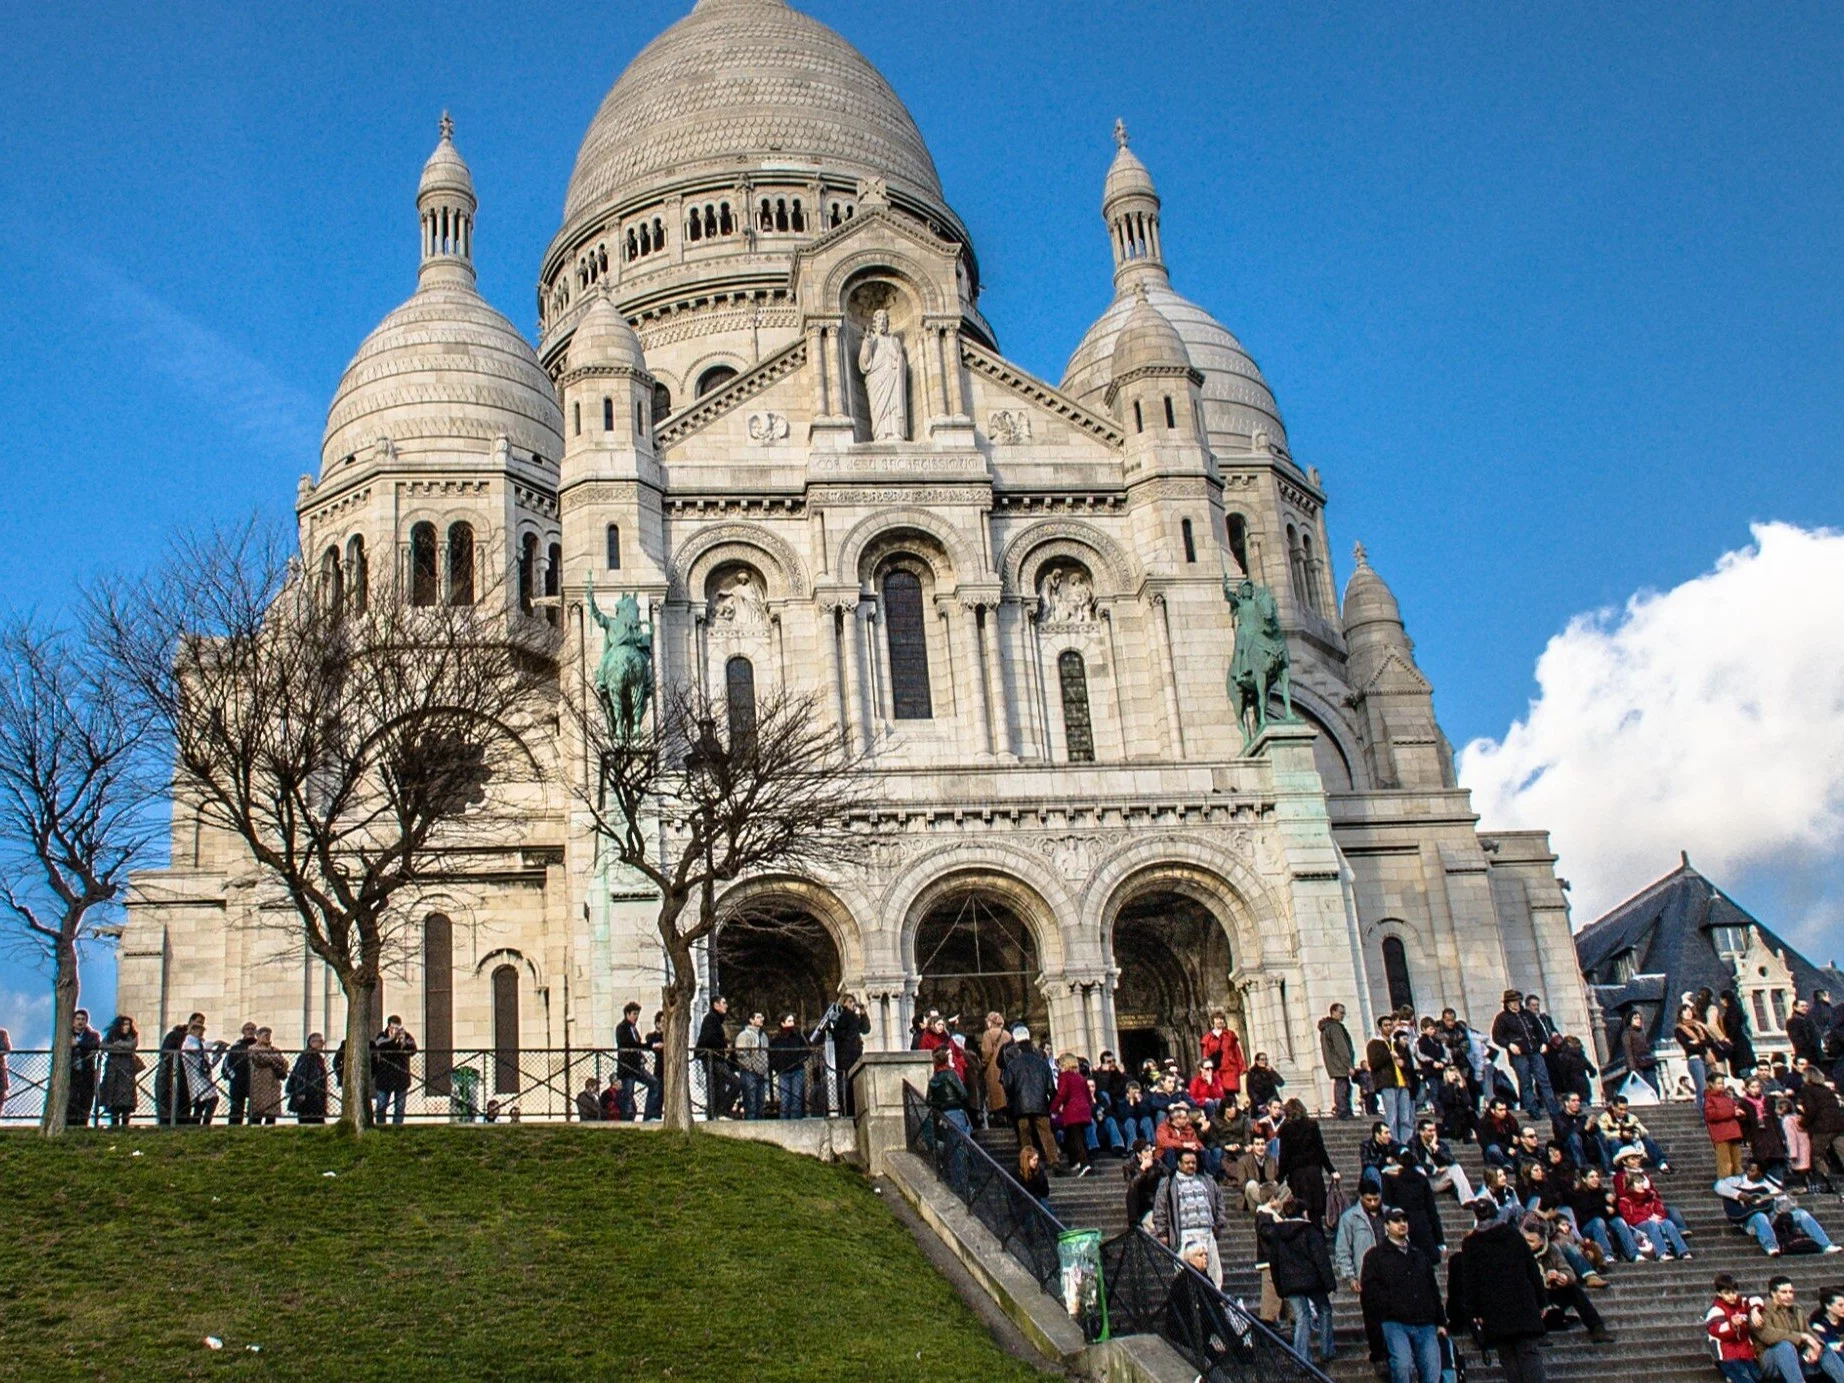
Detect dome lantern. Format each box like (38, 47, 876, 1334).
(1104, 120, 1166, 291)
(418, 112, 477, 287)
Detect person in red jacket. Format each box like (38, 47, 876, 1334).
(1705, 1273, 1763, 1383)
(1616, 1170, 1692, 1259)
(1202, 1013, 1247, 1096)
(1187, 1060, 1226, 1116)
(1049, 1053, 1094, 1176)
(1705, 1072, 1748, 1180)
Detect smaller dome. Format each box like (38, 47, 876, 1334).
(419, 112, 475, 204)
(570, 291, 647, 373)
(1341, 543, 1404, 634)
(1110, 285, 1189, 376)
(1103, 121, 1157, 209)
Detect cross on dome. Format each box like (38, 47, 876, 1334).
(1114, 118, 1129, 149)
(439, 110, 455, 142)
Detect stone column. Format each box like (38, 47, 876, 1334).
(870, 599, 893, 734)
(840, 599, 866, 754)
(980, 601, 1009, 758)
(956, 597, 993, 756)
(1151, 593, 1186, 757)
(1100, 603, 1127, 762)
(1016, 598, 1044, 759)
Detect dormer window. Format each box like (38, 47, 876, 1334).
(1711, 924, 1749, 957)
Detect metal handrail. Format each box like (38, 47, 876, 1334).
(900, 1083, 1332, 1380)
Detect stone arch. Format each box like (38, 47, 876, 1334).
(1363, 916, 1429, 1019)
(715, 874, 866, 989)
(1000, 519, 1139, 598)
(473, 946, 542, 988)
(1289, 686, 1363, 792)
(898, 861, 1068, 1040)
(885, 842, 1074, 982)
(836, 508, 980, 591)
(819, 249, 952, 319)
(669, 522, 810, 600)
(1086, 836, 1286, 972)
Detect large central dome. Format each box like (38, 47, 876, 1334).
(561, 0, 944, 231)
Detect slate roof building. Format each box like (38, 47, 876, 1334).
(1578, 854, 1844, 1092)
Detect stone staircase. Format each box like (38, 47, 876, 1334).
(975, 1102, 1844, 1381)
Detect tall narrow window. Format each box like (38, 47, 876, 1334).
(518, 533, 538, 614)
(605, 523, 621, 570)
(1226, 514, 1249, 575)
(1299, 532, 1320, 612)
(573, 401, 581, 436)
(1181, 518, 1197, 564)
(1057, 650, 1095, 763)
(423, 915, 453, 1096)
(1287, 524, 1306, 605)
(1133, 400, 1143, 433)
(446, 522, 475, 606)
(319, 546, 343, 609)
(545, 543, 561, 626)
(1381, 937, 1414, 1013)
(725, 656, 757, 757)
(652, 383, 672, 424)
(346, 535, 368, 613)
(881, 569, 932, 719)
(410, 523, 438, 606)
(491, 964, 519, 1094)
(603, 396, 614, 431)
(1163, 395, 1176, 428)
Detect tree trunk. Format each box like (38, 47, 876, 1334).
(656, 892, 699, 1131)
(337, 972, 374, 1135)
(38, 935, 81, 1138)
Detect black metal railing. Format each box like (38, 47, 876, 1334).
(900, 1083, 1331, 1381)
(2, 1044, 842, 1126)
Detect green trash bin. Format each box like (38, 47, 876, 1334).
(449, 1067, 481, 1123)
(1058, 1228, 1107, 1341)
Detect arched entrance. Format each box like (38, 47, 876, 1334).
(711, 907, 843, 1031)
(1110, 885, 1241, 1074)
(913, 888, 1049, 1037)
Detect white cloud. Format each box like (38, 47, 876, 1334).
(0, 987, 51, 1049)
(1459, 522, 1844, 946)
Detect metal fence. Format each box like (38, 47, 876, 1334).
(0, 1044, 842, 1126)
(901, 1083, 1330, 1381)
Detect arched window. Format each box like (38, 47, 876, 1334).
(696, 365, 738, 397)
(544, 543, 561, 626)
(719, 202, 733, 235)
(346, 535, 368, 613)
(605, 523, 621, 571)
(1181, 518, 1197, 564)
(1226, 514, 1249, 575)
(518, 533, 538, 614)
(725, 655, 757, 756)
(1163, 395, 1176, 429)
(830, 201, 842, 228)
(1299, 532, 1320, 612)
(1057, 650, 1095, 763)
(1381, 936, 1414, 1014)
(319, 546, 342, 609)
(881, 569, 932, 720)
(573, 401, 581, 436)
(652, 383, 672, 424)
(603, 396, 614, 431)
(491, 963, 520, 1094)
(423, 914, 453, 1096)
(687, 212, 701, 242)
(775, 198, 789, 232)
(791, 198, 805, 232)
(446, 522, 475, 606)
(1286, 524, 1306, 604)
(1133, 400, 1143, 433)
(409, 523, 438, 606)
(759, 198, 773, 231)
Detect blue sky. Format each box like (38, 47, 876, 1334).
(2, 1, 1841, 1032)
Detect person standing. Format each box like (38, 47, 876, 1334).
(1705, 1072, 1749, 1179)
(734, 1011, 769, 1120)
(246, 1027, 288, 1126)
(1001, 1030, 1062, 1174)
(155, 1016, 195, 1125)
(979, 1012, 1011, 1129)
(222, 1021, 258, 1125)
(1202, 1013, 1246, 1100)
(695, 996, 734, 1119)
(97, 1015, 142, 1128)
(1335, 1174, 1389, 1372)
(369, 1015, 417, 1126)
(1049, 1054, 1094, 1175)
(1320, 1002, 1357, 1119)
(1361, 1205, 1445, 1383)
(1263, 1193, 1338, 1366)
(927, 1045, 973, 1191)
(1152, 1147, 1229, 1288)
(1676, 1002, 1715, 1105)
(1622, 1011, 1661, 1095)
(1789, 1000, 1824, 1069)
(575, 1077, 603, 1122)
(286, 1034, 330, 1124)
(1277, 1098, 1337, 1226)
(1493, 990, 1554, 1119)
(826, 995, 870, 1117)
(64, 1009, 102, 1128)
(1718, 989, 1757, 1076)
(1456, 1201, 1549, 1383)
(181, 1014, 225, 1124)
(1368, 1017, 1414, 1147)
(615, 1002, 659, 1122)
(768, 1013, 808, 1119)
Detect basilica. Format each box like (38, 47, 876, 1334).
(119, 0, 1589, 1100)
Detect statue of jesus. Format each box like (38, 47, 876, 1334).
(857, 309, 907, 441)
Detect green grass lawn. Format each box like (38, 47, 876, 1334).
(0, 1127, 1045, 1382)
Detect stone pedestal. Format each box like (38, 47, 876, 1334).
(851, 1049, 933, 1174)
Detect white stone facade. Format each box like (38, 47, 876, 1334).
(118, 0, 1590, 1103)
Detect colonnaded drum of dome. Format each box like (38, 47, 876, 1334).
(119, 0, 1592, 1099)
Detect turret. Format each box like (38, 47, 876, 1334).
(1104, 121, 1168, 293)
(1342, 543, 1453, 789)
(418, 112, 477, 289)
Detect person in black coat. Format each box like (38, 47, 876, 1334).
(824, 995, 871, 1117)
(64, 1010, 103, 1128)
(1381, 1147, 1444, 1261)
(222, 1022, 257, 1125)
(1276, 1099, 1338, 1227)
(1261, 1196, 1339, 1365)
(285, 1034, 330, 1124)
(1361, 1208, 1446, 1381)
(155, 1019, 193, 1125)
(695, 997, 735, 1119)
(1455, 1205, 1548, 1382)
(1717, 990, 1755, 1073)
(615, 1002, 660, 1121)
(1001, 1034, 1062, 1173)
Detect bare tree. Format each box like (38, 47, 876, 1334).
(92, 521, 549, 1133)
(0, 619, 151, 1136)
(566, 677, 873, 1131)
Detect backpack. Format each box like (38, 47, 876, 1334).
(1774, 1211, 1822, 1255)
